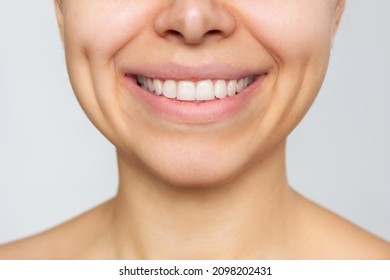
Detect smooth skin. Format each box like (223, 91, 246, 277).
(1, 0, 389, 259)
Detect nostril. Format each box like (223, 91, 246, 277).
(205, 29, 223, 38)
(164, 29, 185, 40)
(167, 30, 182, 36)
(154, 1, 236, 45)
(206, 30, 221, 35)
(163, 29, 224, 43)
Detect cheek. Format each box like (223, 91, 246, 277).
(61, 1, 158, 147)
(64, 1, 154, 59)
(238, 1, 333, 62)
(233, 1, 334, 147)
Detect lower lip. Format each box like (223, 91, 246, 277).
(123, 76, 265, 124)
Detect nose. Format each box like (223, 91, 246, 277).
(155, 0, 236, 45)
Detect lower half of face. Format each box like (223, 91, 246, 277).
(61, 0, 337, 187)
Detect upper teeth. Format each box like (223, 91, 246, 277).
(137, 76, 254, 101)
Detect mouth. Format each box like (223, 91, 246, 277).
(122, 66, 268, 125)
(135, 75, 256, 102)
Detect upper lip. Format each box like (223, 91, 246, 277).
(123, 62, 269, 81)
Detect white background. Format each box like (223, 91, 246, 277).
(1, 261, 390, 280)
(0, 1, 389, 244)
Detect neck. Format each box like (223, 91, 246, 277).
(110, 142, 297, 259)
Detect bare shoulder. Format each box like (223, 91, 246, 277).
(0, 227, 70, 260)
(0, 201, 114, 260)
(294, 192, 390, 259)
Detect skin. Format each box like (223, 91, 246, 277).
(1, 0, 389, 259)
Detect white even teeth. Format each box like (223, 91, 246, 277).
(177, 81, 196, 101)
(153, 79, 163, 95)
(137, 75, 255, 101)
(227, 80, 237, 97)
(196, 80, 214, 101)
(214, 80, 227, 99)
(162, 80, 176, 99)
(236, 79, 244, 93)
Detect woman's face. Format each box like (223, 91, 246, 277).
(56, 0, 344, 187)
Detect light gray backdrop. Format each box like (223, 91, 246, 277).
(0, 1, 389, 244)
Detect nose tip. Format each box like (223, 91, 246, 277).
(155, 0, 236, 45)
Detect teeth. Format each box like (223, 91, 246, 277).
(227, 80, 237, 97)
(236, 79, 244, 93)
(162, 80, 176, 99)
(136, 75, 255, 101)
(147, 79, 155, 93)
(153, 79, 163, 95)
(243, 77, 249, 88)
(196, 80, 214, 101)
(214, 80, 227, 99)
(177, 81, 196, 101)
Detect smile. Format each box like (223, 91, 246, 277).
(136, 76, 255, 102)
(122, 66, 268, 124)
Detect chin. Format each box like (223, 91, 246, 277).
(156, 169, 239, 189)
(145, 153, 245, 189)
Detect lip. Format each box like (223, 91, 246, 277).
(121, 63, 263, 81)
(121, 65, 268, 125)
